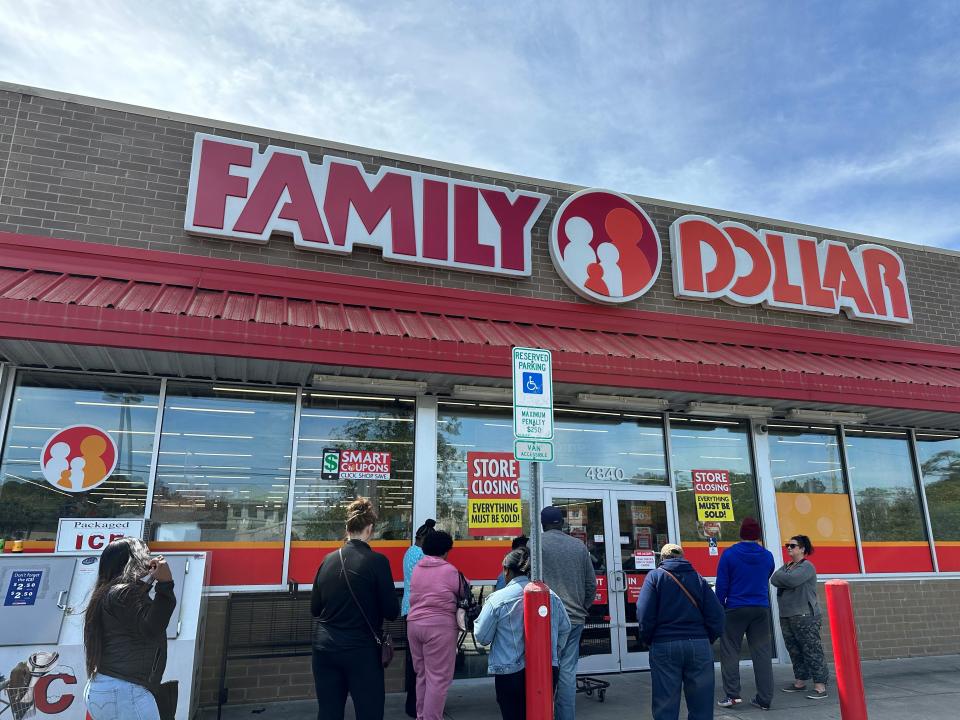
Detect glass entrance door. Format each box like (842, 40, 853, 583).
(543, 487, 676, 673)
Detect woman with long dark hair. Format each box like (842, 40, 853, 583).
(83, 537, 176, 720)
(771, 534, 829, 700)
(311, 497, 400, 720)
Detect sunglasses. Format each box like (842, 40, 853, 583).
(784, 543, 800, 549)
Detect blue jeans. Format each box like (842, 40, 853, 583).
(555, 623, 584, 720)
(650, 638, 714, 720)
(84, 674, 160, 720)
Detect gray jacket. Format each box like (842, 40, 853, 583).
(542, 529, 597, 625)
(770, 559, 819, 618)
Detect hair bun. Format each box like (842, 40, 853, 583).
(425, 519, 436, 529)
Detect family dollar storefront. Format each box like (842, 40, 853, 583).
(0, 81, 959, 708)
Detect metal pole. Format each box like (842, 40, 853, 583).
(530, 460, 542, 580)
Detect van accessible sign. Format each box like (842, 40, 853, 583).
(467, 452, 522, 537)
(692, 470, 735, 522)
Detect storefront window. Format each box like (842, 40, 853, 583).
(844, 428, 932, 573)
(546, 409, 667, 486)
(150, 383, 296, 543)
(290, 393, 415, 542)
(669, 417, 760, 575)
(768, 425, 859, 573)
(436, 403, 532, 541)
(0, 371, 161, 542)
(914, 432, 960, 571)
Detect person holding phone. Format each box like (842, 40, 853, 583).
(83, 537, 177, 720)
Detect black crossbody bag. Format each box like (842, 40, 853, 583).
(339, 548, 395, 668)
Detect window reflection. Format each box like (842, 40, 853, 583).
(0, 371, 160, 541)
(669, 417, 760, 573)
(916, 433, 960, 571)
(436, 403, 532, 539)
(769, 425, 858, 573)
(291, 393, 415, 541)
(547, 409, 667, 486)
(150, 383, 296, 542)
(845, 428, 931, 573)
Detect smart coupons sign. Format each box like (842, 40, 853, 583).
(466, 452, 522, 537)
(692, 469, 735, 522)
(321, 449, 392, 481)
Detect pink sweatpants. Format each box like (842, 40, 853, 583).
(408, 616, 459, 720)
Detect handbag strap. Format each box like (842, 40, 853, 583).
(339, 547, 382, 647)
(661, 569, 702, 613)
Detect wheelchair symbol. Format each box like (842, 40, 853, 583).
(522, 372, 543, 394)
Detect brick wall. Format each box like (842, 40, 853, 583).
(194, 580, 960, 708)
(1, 85, 959, 347)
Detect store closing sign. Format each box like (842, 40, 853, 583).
(467, 452, 522, 537)
(693, 470, 735, 522)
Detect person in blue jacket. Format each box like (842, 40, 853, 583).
(637, 543, 724, 720)
(714, 517, 776, 711)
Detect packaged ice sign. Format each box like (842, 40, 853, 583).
(40, 425, 118, 493)
(55, 518, 145, 554)
(466, 451, 522, 537)
(320, 449, 391, 481)
(670, 215, 913, 325)
(692, 469, 735, 522)
(185, 134, 550, 277)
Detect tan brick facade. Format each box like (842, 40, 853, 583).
(2, 85, 960, 346)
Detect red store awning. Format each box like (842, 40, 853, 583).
(1, 232, 960, 413)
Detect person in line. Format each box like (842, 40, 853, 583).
(715, 517, 776, 711)
(771, 535, 829, 700)
(407, 530, 463, 720)
(401, 518, 436, 717)
(83, 537, 177, 720)
(474, 547, 571, 720)
(636, 543, 725, 720)
(494, 535, 528, 590)
(540, 506, 596, 720)
(311, 497, 400, 720)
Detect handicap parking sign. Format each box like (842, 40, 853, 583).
(522, 372, 543, 394)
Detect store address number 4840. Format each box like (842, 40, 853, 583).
(584, 466, 626, 482)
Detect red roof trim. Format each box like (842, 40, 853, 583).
(1, 232, 960, 413)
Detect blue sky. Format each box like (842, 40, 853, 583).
(2, 1, 959, 249)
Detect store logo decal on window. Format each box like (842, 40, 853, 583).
(549, 188, 663, 304)
(40, 425, 118, 493)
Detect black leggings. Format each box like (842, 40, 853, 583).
(494, 668, 560, 720)
(312, 646, 385, 720)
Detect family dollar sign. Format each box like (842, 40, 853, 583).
(467, 451, 523, 537)
(693, 469, 735, 522)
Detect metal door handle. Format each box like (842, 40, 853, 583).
(56, 590, 69, 610)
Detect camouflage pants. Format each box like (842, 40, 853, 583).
(780, 614, 829, 684)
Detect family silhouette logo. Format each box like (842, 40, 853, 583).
(549, 188, 662, 303)
(40, 425, 118, 493)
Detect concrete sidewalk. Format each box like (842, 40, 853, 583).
(204, 653, 960, 719)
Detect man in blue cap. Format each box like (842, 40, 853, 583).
(541, 505, 597, 720)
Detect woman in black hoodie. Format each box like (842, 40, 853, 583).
(311, 497, 400, 720)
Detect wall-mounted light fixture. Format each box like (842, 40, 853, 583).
(576, 393, 669, 412)
(451, 385, 513, 402)
(786, 408, 867, 425)
(311, 375, 427, 395)
(687, 401, 773, 419)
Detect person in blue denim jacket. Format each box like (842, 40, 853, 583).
(474, 547, 571, 720)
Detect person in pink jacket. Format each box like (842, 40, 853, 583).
(407, 530, 465, 720)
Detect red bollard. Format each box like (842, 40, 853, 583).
(825, 580, 868, 720)
(523, 581, 554, 720)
